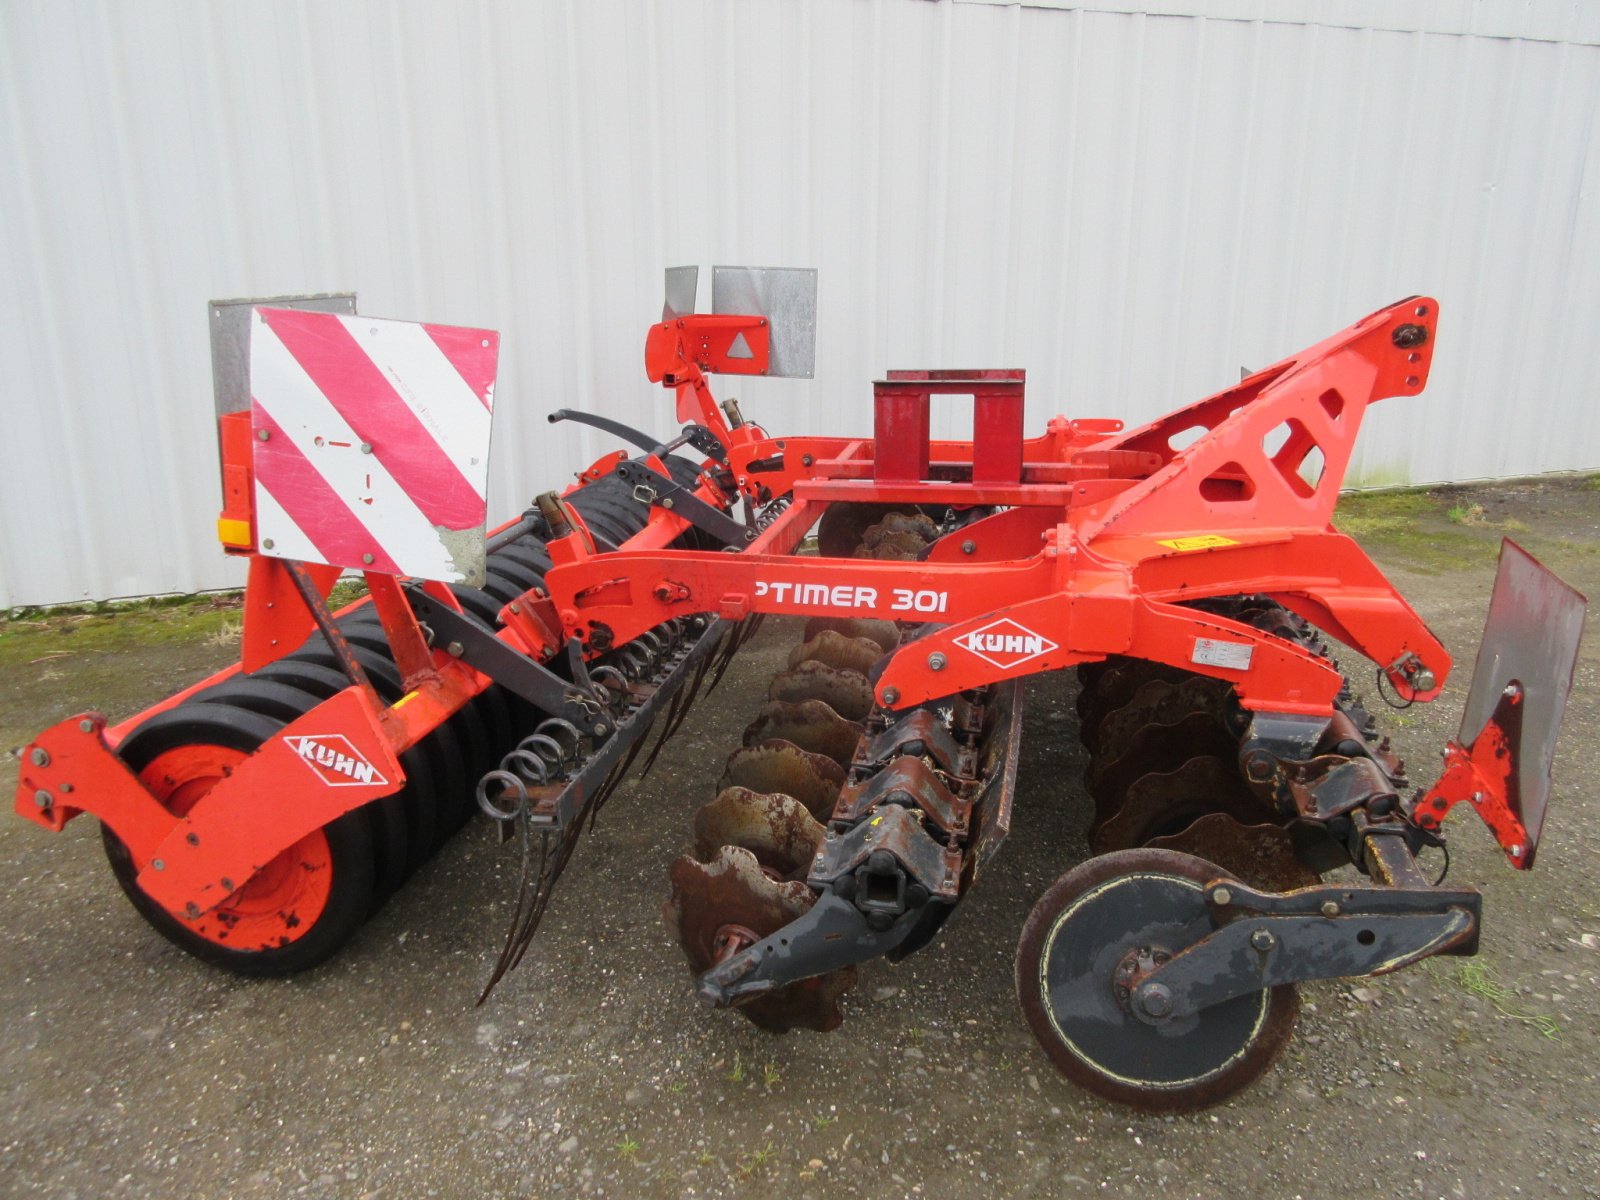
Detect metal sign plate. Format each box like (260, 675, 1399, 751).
(209, 293, 357, 416)
(711, 265, 817, 379)
(249, 307, 499, 585)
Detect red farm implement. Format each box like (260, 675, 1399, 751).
(14, 273, 1586, 1111)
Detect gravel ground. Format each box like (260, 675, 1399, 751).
(3, 477, 1599, 1200)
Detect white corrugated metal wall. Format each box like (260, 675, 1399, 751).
(2, 0, 1597, 607)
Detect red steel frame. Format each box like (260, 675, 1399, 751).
(16, 292, 1535, 936)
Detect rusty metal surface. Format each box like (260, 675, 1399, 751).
(833, 754, 969, 834)
(1091, 754, 1272, 853)
(802, 616, 900, 654)
(720, 740, 846, 819)
(1088, 711, 1240, 814)
(1076, 659, 1193, 742)
(768, 661, 875, 721)
(857, 708, 972, 777)
(742, 700, 866, 768)
(1091, 676, 1232, 762)
(1147, 812, 1320, 891)
(693, 788, 825, 880)
(786, 630, 886, 676)
(665, 846, 854, 1032)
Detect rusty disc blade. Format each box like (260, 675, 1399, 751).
(1088, 711, 1240, 813)
(742, 700, 865, 768)
(1090, 754, 1273, 853)
(768, 661, 876, 721)
(802, 616, 900, 654)
(665, 846, 856, 1033)
(860, 528, 929, 558)
(693, 787, 826, 879)
(786, 630, 885, 676)
(720, 740, 845, 819)
(1090, 676, 1232, 761)
(1015, 847, 1298, 1113)
(1146, 812, 1320, 891)
(1076, 659, 1194, 743)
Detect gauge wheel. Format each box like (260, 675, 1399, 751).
(1015, 848, 1297, 1112)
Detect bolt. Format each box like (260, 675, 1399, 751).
(362, 553, 375, 565)
(594, 723, 608, 736)
(1413, 667, 1436, 691)
(1320, 900, 1341, 917)
(1391, 323, 1429, 348)
(29, 748, 49, 767)
(446, 641, 464, 658)
(186, 833, 200, 846)
(220, 877, 235, 892)
(961, 540, 976, 555)
(881, 687, 900, 706)
(1138, 984, 1173, 1018)
(34, 790, 52, 810)
(360, 442, 373, 454)
(1509, 843, 1523, 858)
(79, 719, 95, 734)
(262, 538, 275, 550)
(151, 858, 165, 871)
(802, 454, 814, 467)
(662, 497, 675, 509)
(184, 903, 202, 919)
(59, 782, 73, 794)
(928, 652, 947, 671)
(1250, 928, 1276, 952)
(1211, 886, 1232, 906)
(256, 428, 270, 441)
(1244, 751, 1275, 782)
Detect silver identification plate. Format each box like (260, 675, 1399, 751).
(1192, 637, 1254, 671)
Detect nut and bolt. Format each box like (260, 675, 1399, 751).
(446, 641, 464, 658)
(1391, 323, 1429, 348)
(29, 748, 49, 767)
(1320, 900, 1341, 918)
(184, 903, 202, 919)
(662, 497, 675, 509)
(881, 687, 900, 705)
(362, 553, 375, 565)
(34, 790, 52, 810)
(1509, 843, 1524, 858)
(927, 652, 947, 671)
(961, 540, 976, 555)
(79, 719, 96, 734)
(594, 723, 609, 736)
(1412, 667, 1436, 691)
(1138, 984, 1173, 1018)
(262, 538, 275, 550)
(151, 858, 166, 872)
(359, 442, 373, 454)
(256, 428, 271, 441)
(1250, 928, 1277, 952)
(1211, 886, 1233, 906)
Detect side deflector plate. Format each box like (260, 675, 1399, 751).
(1458, 539, 1587, 850)
(712, 266, 817, 379)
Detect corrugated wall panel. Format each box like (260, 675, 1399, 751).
(1, 0, 1597, 606)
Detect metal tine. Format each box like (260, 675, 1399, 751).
(641, 646, 717, 777)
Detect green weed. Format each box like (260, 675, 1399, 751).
(1451, 960, 1560, 1040)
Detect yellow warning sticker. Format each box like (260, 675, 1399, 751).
(394, 691, 420, 710)
(1157, 535, 1239, 552)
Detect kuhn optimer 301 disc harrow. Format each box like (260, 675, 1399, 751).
(14, 272, 1587, 1111)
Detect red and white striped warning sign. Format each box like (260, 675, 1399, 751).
(249, 307, 499, 583)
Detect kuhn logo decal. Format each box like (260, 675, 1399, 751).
(284, 734, 388, 787)
(954, 618, 1058, 669)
